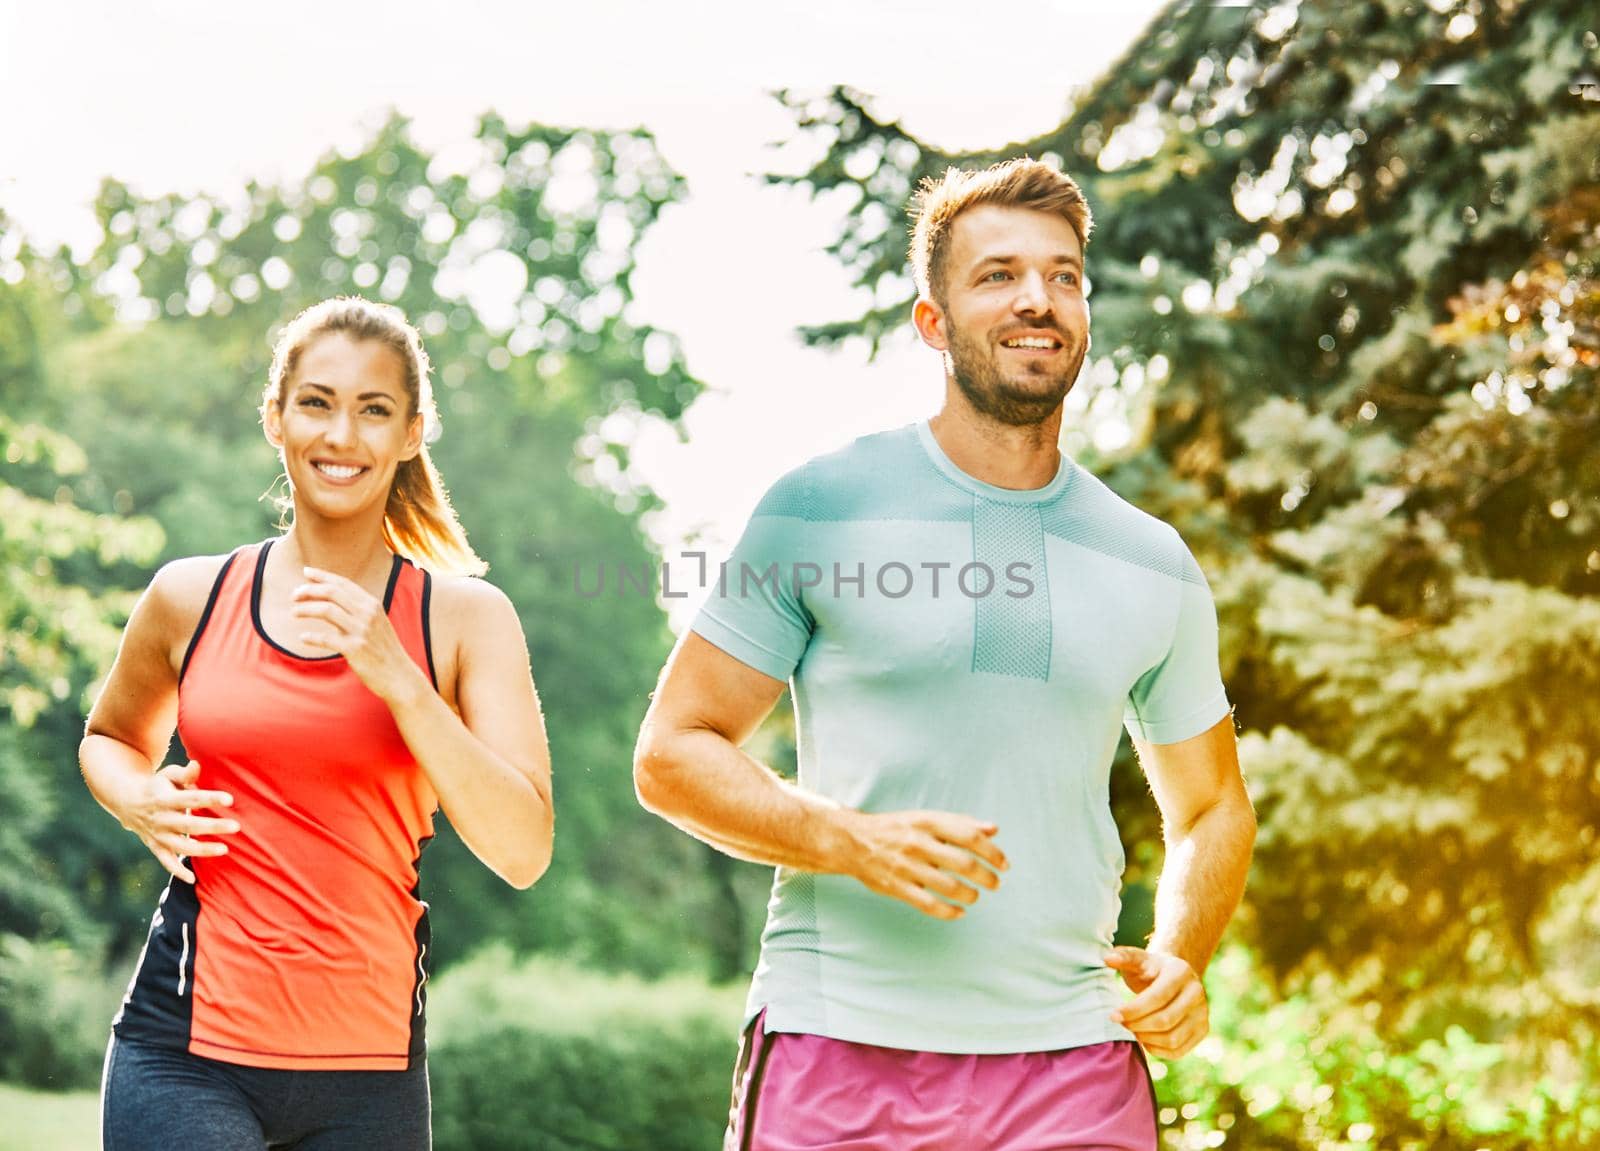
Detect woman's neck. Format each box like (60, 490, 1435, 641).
(278, 510, 394, 583)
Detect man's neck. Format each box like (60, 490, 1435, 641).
(927, 399, 1064, 492)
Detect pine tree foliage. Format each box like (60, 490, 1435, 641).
(772, 0, 1600, 1087)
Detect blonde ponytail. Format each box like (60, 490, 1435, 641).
(383, 450, 485, 577)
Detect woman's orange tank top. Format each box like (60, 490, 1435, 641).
(113, 539, 440, 1071)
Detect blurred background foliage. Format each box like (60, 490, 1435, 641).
(0, 109, 769, 1091)
(772, 0, 1599, 1146)
(1, 1, 1596, 1147)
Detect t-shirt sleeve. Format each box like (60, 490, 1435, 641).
(688, 468, 814, 682)
(1123, 540, 1231, 745)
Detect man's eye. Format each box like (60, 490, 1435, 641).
(1056, 273, 1079, 285)
(984, 271, 1011, 282)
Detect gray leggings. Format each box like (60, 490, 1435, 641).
(101, 1034, 430, 1151)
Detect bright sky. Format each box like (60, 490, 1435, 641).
(1, 0, 1166, 601)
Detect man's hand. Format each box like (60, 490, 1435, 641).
(1105, 946, 1208, 1059)
(837, 809, 1007, 920)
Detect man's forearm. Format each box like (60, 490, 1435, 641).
(635, 726, 860, 874)
(1148, 791, 1256, 973)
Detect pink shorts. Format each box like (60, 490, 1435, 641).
(724, 1012, 1159, 1151)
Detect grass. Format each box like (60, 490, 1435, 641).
(0, 1082, 99, 1150)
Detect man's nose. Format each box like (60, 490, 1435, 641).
(1012, 270, 1052, 316)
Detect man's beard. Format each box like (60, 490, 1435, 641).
(946, 322, 1085, 428)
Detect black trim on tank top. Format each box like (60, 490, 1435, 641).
(382, 552, 403, 610)
(111, 873, 200, 1049)
(407, 833, 435, 1066)
(178, 551, 240, 684)
(250, 539, 404, 661)
(420, 569, 439, 690)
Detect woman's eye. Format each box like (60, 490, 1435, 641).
(365, 405, 392, 417)
(298, 396, 328, 408)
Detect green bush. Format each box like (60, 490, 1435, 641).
(432, 1022, 734, 1151)
(1151, 947, 1600, 1151)
(0, 935, 124, 1089)
(428, 948, 745, 1150)
(427, 945, 747, 1045)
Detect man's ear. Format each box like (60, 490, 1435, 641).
(912, 297, 949, 352)
(263, 399, 284, 449)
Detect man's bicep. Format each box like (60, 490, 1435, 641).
(1124, 554, 1230, 745)
(1133, 713, 1245, 835)
(646, 630, 790, 748)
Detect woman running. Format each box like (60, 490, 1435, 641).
(83, 296, 553, 1150)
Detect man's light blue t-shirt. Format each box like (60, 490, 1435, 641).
(690, 420, 1231, 1054)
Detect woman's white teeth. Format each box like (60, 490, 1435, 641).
(315, 463, 364, 479)
(1004, 337, 1058, 349)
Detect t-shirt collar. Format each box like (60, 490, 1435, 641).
(914, 418, 1074, 504)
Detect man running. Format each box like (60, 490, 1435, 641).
(634, 158, 1256, 1151)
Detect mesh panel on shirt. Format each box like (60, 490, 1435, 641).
(972, 501, 1052, 681)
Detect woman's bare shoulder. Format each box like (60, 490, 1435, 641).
(142, 552, 239, 637)
(426, 572, 519, 625)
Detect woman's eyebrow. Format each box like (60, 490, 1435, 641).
(296, 381, 399, 402)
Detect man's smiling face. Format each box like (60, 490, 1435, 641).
(931, 203, 1090, 427)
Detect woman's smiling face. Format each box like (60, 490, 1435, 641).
(265, 332, 423, 517)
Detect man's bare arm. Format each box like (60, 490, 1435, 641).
(634, 631, 1007, 920)
(1138, 714, 1256, 972)
(1106, 714, 1256, 1058)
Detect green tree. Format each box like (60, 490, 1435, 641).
(9, 113, 741, 979)
(0, 230, 167, 950)
(0, 415, 163, 947)
(774, 0, 1600, 1135)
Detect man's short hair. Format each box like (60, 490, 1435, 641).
(908, 158, 1094, 304)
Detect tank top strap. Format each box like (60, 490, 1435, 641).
(387, 558, 438, 690)
(182, 542, 434, 686)
(177, 542, 262, 684)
